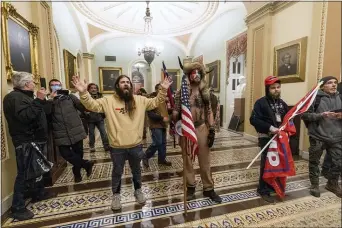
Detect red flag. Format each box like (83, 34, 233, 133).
(263, 82, 322, 198)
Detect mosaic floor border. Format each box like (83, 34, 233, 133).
(171, 192, 341, 228)
(54, 147, 261, 186)
(2, 161, 308, 227)
(52, 178, 327, 228)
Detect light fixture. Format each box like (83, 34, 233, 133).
(137, 1, 161, 66)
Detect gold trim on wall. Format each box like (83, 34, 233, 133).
(273, 36, 308, 83)
(41, 1, 54, 79)
(317, 1, 328, 81)
(1, 118, 8, 161)
(99, 67, 122, 94)
(63, 49, 77, 89)
(1, 2, 40, 82)
(160, 69, 181, 91)
(206, 60, 221, 92)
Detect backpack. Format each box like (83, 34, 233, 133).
(303, 93, 342, 128)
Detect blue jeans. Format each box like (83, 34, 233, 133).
(12, 142, 46, 211)
(145, 128, 167, 162)
(110, 145, 144, 194)
(88, 120, 109, 148)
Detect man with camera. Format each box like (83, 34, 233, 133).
(3, 72, 55, 221)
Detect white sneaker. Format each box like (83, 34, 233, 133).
(134, 189, 146, 204)
(111, 194, 121, 210)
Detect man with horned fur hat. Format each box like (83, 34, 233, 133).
(172, 62, 222, 203)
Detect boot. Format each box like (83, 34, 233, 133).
(85, 161, 95, 177)
(72, 166, 82, 183)
(309, 184, 320, 197)
(325, 179, 342, 198)
(203, 189, 222, 203)
(11, 208, 34, 221)
(186, 187, 196, 201)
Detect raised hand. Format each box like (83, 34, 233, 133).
(72, 75, 88, 93)
(160, 76, 173, 90)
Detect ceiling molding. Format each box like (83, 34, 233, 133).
(87, 23, 108, 39)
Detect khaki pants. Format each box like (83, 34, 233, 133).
(180, 124, 214, 191)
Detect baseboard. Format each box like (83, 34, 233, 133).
(1, 193, 13, 215)
(243, 133, 258, 142)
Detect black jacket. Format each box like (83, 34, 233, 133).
(86, 92, 105, 123)
(3, 88, 49, 147)
(46, 94, 87, 146)
(250, 96, 288, 134)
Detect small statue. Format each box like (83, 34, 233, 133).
(235, 75, 246, 98)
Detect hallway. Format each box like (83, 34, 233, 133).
(2, 129, 341, 227)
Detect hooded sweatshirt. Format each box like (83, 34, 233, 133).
(302, 90, 342, 143)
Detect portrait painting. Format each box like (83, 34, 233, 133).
(206, 60, 221, 92)
(63, 49, 77, 89)
(1, 2, 39, 80)
(131, 62, 148, 94)
(192, 55, 204, 64)
(99, 67, 122, 93)
(161, 69, 180, 92)
(273, 36, 307, 83)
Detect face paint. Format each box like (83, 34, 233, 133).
(190, 69, 201, 82)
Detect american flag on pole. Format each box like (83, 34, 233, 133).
(263, 82, 323, 198)
(180, 74, 198, 160)
(162, 61, 175, 135)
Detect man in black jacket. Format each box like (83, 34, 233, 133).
(3, 72, 55, 221)
(87, 83, 110, 152)
(47, 79, 94, 183)
(250, 76, 289, 203)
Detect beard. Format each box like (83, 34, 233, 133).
(115, 86, 136, 117)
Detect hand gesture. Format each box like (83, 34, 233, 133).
(269, 126, 279, 134)
(37, 87, 48, 100)
(160, 76, 173, 90)
(72, 75, 88, 93)
(49, 91, 57, 99)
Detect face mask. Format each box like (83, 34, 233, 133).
(51, 85, 62, 92)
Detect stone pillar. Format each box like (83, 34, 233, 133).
(82, 53, 95, 83)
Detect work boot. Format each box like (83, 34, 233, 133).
(203, 189, 222, 203)
(111, 194, 121, 210)
(325, 179, 342, 198)
(309, 184, 321, 197)
(186, 187, 196, 201)
(11, 208, 34, 221)
(72, 166, 82, 183)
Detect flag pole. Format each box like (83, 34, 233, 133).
(182, 140, 187, 215)
(246, 82, 323, 169)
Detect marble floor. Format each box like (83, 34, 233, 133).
(1, 129, 341, 228)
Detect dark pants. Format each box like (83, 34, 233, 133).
(309, 137, 342, 185)
(322, 152, 332, 173)
(257, 138, 275, 196)
(145, 128, 167, 162)
(110, 145, 144, 194)
(59, 140, 88, 177)
(12, 142, 47, 211)
(88, 120, 109, 148)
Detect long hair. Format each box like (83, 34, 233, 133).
(114, 75, 136, 117)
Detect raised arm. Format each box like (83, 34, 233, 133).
(145, 88, 167, 111)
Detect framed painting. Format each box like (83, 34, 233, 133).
(1, 2, 39, 81)
(161, 69, 181, 92)
(99, 67, 122, 94)
(131, 62, 148, 94)
(63, 49, 77, 89)
(273, 36, 308, 83)
(206, 60, 221, 92)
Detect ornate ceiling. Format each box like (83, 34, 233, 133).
(72, 1, 220, 36)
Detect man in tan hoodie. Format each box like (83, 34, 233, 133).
(72, 75, 172, 210)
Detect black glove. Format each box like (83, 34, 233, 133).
(207, 128, 215, 148)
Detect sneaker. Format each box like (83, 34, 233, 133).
(158, 160, 172, 166)
(11, 208, 34, 221)
(203, 190, 222, 203)
(309, 184, 321, 197)
(134, 189, 146, 205)
(90, 147, 95, 152)
(325, 179, 342, 198)
(111, 194, 122, 210)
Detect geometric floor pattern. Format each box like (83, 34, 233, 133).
(2, 128, 341, 228)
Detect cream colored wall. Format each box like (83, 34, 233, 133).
(1, 1, 58, 214)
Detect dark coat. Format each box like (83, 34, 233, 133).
(86, 92, 105, 123)
(46, 94, 87, 146)
(3, 88, 49, 147)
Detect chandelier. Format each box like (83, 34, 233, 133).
(137, 1, 161, 66)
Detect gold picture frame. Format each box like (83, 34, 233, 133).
(1, 2, 39, 82)
(63, 49, 77, 89)
(273, 36, 308, 83)
(161, 69, 181, 92)
(206, 60, 221, 92)
(99, 67, 122, 94)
